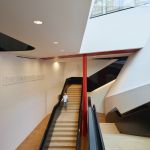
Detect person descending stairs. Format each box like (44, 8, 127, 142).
(47, 84, 82, 150)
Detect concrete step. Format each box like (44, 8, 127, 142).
(68, 96, 80, 97)
(50, 136, 77, 142)
(48, 148, 75, 150)
(68, 100, 80, 102)
(61, 105, 80, 107)
(60, 110, 79, 113)
(66, 104, 80, 107)
(58, 113, 78, 118)
(67, 89, 81, 92)
(54, 124, 78, 128)
(51, 127, 77, 132)
(61, 106, 79, 109)
(57, 116, 78, 122)
(68, 89, 81, 91)
(51, 131, 77, 137)
(60, 107, 80, 109)
(100, 123, 120, 134)
(55, 121, 78, 125)
(61, 109, 79, 111)
(68, 94, 81, 96)
(67, 92, 81, 94)
(49, 141, 76, 148)
(55, 121, 78, 123)
(68, 101, 80, 103)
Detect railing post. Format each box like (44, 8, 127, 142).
(82, 54, 87, 136)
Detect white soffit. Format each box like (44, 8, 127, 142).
(0, 0, 91, 58)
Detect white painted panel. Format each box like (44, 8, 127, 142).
(87, 59, 116, 76)
(63, 59, 116, 78)
(89, 80, 115, 113)
(81, 4, 150, 53)
(105, 40, 150, 114)
(0, 54, 65, 150)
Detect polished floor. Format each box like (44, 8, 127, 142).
(17, 115, 50, 150)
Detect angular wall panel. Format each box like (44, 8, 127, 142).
(105, 40, 150, 114)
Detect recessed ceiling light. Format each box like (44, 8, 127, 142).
(33, 20, 43, 25)
(53, 41, 59, 45)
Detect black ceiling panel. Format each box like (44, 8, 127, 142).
(0, 32, 35, 51)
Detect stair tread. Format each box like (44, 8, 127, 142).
(100, 123, 120, 134)
(61, 106, 79, 107)
(48, 148, 75, 150)
(54, 125, 78, 127)
(51, 136, 76, 141)
(102, 134, 150, 150)
(52, 127, 77, 131)
(55, 120, 78, 122)
(51, 131, 77, 136)
(49, 141, 76, 147)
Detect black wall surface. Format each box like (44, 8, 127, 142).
(87, 57, 127, 92)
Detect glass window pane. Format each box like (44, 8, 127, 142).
(136, 0, 149, 5)
(91, 0, 103, 17)
(120, 0, 135, 9)
(106, 0, 120, 12)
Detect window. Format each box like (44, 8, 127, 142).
(91, 0, 103, 17)
(91, 0, 150, 18)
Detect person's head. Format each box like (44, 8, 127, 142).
(64, 92, 67, 95)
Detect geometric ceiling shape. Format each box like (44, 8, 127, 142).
(0, 32, 35, 51)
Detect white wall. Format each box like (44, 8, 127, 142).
(63, 61, 82, 80)
(0, 54, 65, 150)
(80, 4, 150, 53)
(105, 40, 150, 114)
(88, 80, 115, 113)
(87, 59, 116, 76)
(44, 61, 65, 114)
(63, 58, 116, 78)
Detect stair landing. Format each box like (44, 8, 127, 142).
(100, 123, 150, 150)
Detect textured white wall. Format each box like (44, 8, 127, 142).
(0, 54, 65, 150)
(63, 61, 82, 80)
(81, 4, 150, 53)
(105, 40, 150, 114)
(44, 61, 65, 114)
(63, 59, 116, 78)
(0, 54, 46, 150)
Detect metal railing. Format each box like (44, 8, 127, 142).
(88, 97, 105, 150)
(39, 77, 82, 150)
(91, 0, 150, 18)
(76, 89, 83, 150)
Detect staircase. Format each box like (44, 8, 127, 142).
(48, 84, 82, 150)
(100, 123, 150, 150)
